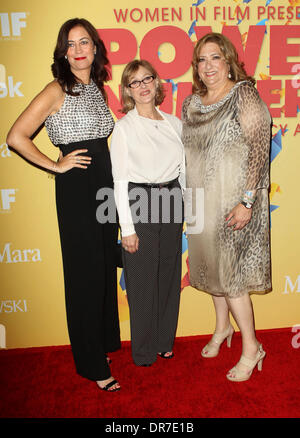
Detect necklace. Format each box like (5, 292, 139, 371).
(195, 82, 247, 113)
(139, 114, 163, 129)
(202, 81, 234, 106)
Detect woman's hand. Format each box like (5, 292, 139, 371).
(6, 81, 93, 174)
(55, 149, 92, 173)
(225, 203, 252, 231)
(122, 233, 139, 254)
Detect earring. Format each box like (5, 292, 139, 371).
(65, 55, 67, 60)
(228, 72, 232, 79)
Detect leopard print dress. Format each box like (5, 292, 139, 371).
(182, 81, 272, 297)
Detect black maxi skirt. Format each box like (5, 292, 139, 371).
(55, 137, 121, 381)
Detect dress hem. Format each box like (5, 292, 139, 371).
(189, 283, 272, 298)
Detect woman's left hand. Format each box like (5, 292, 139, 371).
(122, 233, 139, 253)
(225, 203, 252, 231)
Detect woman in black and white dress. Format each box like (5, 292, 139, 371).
(7, 18, 121, 392)
(110, 60, 185, 367)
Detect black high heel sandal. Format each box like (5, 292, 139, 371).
(98, 379, 120, 392)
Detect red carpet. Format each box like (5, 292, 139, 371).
(0, 328, 299, 418)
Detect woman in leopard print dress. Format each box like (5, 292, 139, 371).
(182, 33, 272, 382)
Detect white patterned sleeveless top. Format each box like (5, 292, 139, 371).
(45, 80, 114, 145)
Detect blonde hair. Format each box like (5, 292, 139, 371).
(120, 59, 165, 114)
(192, 33, 255, 96)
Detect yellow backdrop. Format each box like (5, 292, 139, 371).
(1, 0, 300, 349)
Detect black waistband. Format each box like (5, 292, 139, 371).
(57, 137, 108, 157)
(129, 178, 178, 189)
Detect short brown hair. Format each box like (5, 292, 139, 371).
(120, 60, 165, 114)
(192, 33, 255, 96)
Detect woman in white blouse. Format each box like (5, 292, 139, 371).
(110, 60, 185, 367)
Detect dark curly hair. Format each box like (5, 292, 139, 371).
(51, 18, 110, 100)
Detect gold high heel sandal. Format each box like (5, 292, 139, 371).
(201, 324, 234, 358)
(226, 343, 266, 382)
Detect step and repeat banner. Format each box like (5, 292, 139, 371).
(1, 0, 300, 349)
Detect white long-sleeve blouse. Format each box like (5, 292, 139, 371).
(110, 106, 185, 237)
